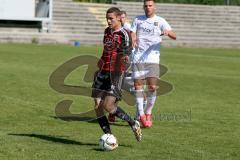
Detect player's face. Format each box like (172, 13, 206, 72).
(143, 1, 156, 18)
(120, 14, 126, 25)
(106, 13, 121, 30)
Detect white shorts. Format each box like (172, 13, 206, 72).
(131, 50, 160, 64)
(132, 63, 160, 79)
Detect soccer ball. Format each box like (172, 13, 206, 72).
(99, 134, 118, 151)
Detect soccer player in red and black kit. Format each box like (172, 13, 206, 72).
(92, 7, 142, 141)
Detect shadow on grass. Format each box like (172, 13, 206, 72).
(91, 144, 131, 152)
(50, 116, 97, 122)
(8, 133, 97, 146)
(8, 133, 132, 149)
(92, 143, 132, 152)
(51, 116, 129, 127)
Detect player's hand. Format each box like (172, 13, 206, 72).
(121, 55, 129, 64)
(133, 41, 138, 48)
(163, 30, 170, 36)
(163, 30, 177, 40)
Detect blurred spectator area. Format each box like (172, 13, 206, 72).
(0, 0, 52, 32)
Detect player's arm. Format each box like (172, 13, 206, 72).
(131, 31, 137, 48)
(130, 17, 138, 48)
(161, 18, 177, 40)
(120, 31, 133, 63)
(121, 44, 131, 64)
(163, 29, 177, 40)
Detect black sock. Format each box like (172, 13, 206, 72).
(112, 107, 135, 126)
(97, 116, 112, 134)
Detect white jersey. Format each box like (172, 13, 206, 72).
(131, 15, 172, 64)
(123, 22, 131, 31)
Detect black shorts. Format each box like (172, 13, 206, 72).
(91, 70, 124, 101)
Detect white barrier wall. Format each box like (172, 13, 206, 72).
(0, 0, 35, 20)
(0, 0, 52, 31)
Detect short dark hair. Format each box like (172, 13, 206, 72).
(120, 10, 127, 16)
(106, 7, 121, 16)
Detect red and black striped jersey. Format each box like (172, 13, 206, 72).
(98, 27, 132, 72)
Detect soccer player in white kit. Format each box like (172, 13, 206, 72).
(131, 0, 176, 128)
(120, 11, 131, 31)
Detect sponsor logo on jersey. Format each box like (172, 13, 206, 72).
(104, 38, 113, 46)
(142, 27, 154, 33)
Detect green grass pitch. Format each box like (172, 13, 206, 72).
(0, 44, 239, 160)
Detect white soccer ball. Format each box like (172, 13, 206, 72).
(99, 133, 118, 151)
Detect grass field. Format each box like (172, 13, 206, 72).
(0, 44, 239, 160)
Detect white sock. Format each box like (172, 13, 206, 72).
(135, 108, 140, 120)
(135, 90, 145, 118)
(145, 90, 157, 115)
(143, 100, 147, 110)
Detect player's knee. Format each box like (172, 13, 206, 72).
(134, 80, 144, 90)
(134, 84, 143, 90)
(94, 104, 100, 110)
(148, 85, 157, 92)
(94, 98, 101, 109)
(102, 101, 114, 113)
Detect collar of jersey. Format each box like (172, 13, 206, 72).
(145, 14, 157, 20)
(111, 27, 123, 33)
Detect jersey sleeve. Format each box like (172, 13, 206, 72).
(124, 23, 131, 31)
(160, 18, 172, 31)
(120, 29, 132, 56)
(130, 17, 138, 33)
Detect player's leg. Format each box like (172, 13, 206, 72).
(132, 63, 148, 127)
(105, 70, 142, 141)
(145, 77, 158, 127)
(144, 63, 160, 127)
(134, 79, 148, 127)
(94, 97, 112, 134)
(108, 67, 135, 123)
(103, 96, 136, 126)
(94, 98, 103, 117)
(143, 86, 147, 110)
(123, 75, 147, 119)
(108, 113, 115, 123)
(103, 95, 142, 141)
(91, 70, 112, 134)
